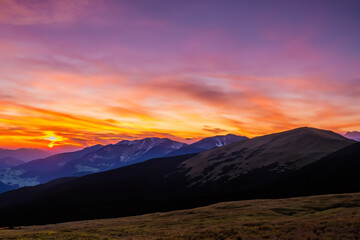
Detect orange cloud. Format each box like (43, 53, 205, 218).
(0, 0, 359, 150)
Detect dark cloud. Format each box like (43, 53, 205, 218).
(202, 126, 228, 134)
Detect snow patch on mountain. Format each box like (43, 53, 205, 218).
(215, 137, 230, 147)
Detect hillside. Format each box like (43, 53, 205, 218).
(0, 157, 24, 170)
(0, 192, 359, 240)
(183, 127, 354, 184)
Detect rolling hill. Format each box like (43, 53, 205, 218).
(183, 127, 354, 185)
(1, 192, 359, 239)
(0, 157, 24, 170)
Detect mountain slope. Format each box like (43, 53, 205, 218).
(0, 134, 245, 193)
(345, 131, 360, 141)
(0, 138, 185, 193)
(267, 141, 360, 196)
(0, 144, 103, 192)
(166, 134, 247, 157)
(191, 134, 248, 149)
(0, 157, 24, 170)
(183, 127, 355, 184)
(58, 137, 186, 176)
(0, 127, 357, 227)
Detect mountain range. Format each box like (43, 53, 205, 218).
(0, 127, 358, 227)
(166, 134, 247, 157)
(0, 134, 245, 193)
(0, 148, 49, 163)
(0, 157, 24, 170)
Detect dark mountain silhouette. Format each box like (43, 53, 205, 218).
(262, 141, 360, 197)
(0, 127, 357, 227)
(0, 157, 24, 170)
(166, 134, 247, 157)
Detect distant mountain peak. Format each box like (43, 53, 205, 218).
(116, 137, 185, 150)
(192, 134, 248, 149)
(224, 133, 238, 137)
(117, 137, 172, 144)
(344, 131, 360, 141)
(267, 127, 351, 141)
(165, 133, 247, 157)
(0, 148, 50, 162)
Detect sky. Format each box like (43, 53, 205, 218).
(0, 0, 359, 152)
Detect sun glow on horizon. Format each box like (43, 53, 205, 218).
(43, 131, 64, 149)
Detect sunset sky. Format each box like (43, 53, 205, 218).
(0, 0, 359, 151)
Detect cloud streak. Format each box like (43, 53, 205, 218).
(0, 0, 359, 150)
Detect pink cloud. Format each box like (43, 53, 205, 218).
(0, 0, 98, 25)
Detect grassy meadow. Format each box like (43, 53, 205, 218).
(1, 192, 359, 240)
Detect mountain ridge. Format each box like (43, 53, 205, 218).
(182, 127, 354, 184)
(345, 131, 360, 141)
(166, 134, 248, 157)
(0, 127, 357, 226)
(0, 134, 246, 193)
(0, 148, 50, 162)
(0, 157, 24, 170)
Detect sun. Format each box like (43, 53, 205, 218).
(45, 135, 58, 141)
(43, 131, 64, 149)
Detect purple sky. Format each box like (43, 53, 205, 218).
(0, 0, 359, 150)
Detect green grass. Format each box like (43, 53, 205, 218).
(1, 192, 360, 239)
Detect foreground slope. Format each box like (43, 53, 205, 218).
(0, 193, 359, 240)
(0, 127, 357, 226)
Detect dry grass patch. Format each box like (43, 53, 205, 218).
(1, 192, 360, 239)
